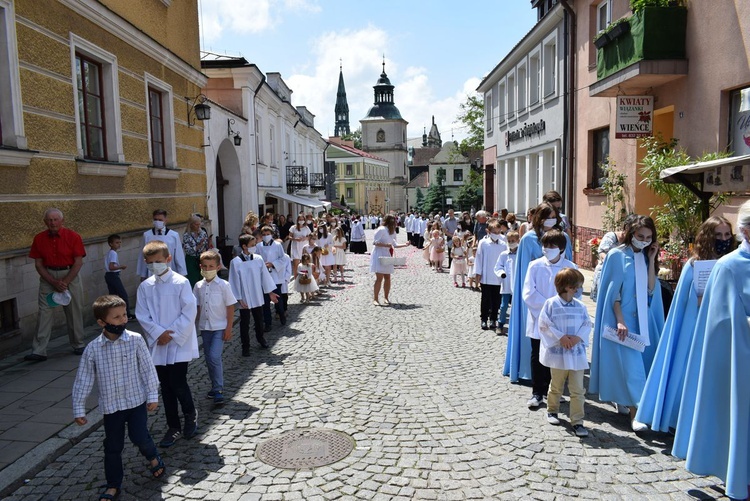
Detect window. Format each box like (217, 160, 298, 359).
(346, 187, 353, 199)
(377, 129, 385, 142)
(0, 0, 28, 154)
(270, 125, 276, 167)
(485, 92, 493, 131)
(345, 164, 353, 176)
(70, 34, 124, 165)
(529, 52, 541, 106)
(592, 127, 610, 188)
(147, 88, 164, 166)
(543, 34, 557, 98)
(507, 72, 516, 121)
(729, 86, 750, 156)
(517, 63, 527, 114)
(597, 0, 612, 33)
(255, 117, 263, 163)
(498, 80, 506, 125)
(453, 169, 463, 182)
(0, 297, 18, 335)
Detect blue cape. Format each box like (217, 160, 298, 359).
(635, 262, 698, 432)
(589, 246, 664, 406)
(503, 230, 572, 381)
(672, 248, 750, 499)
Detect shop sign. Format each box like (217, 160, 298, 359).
(505, 120, 546, 148)
(616, 96, 653, 138)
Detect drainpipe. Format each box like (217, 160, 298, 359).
(560, 0, 576, 233)
(252, 75, 266, 209)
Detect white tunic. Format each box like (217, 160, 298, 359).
(136, 269, 198, 365)
(279, 254, 293, 294)
(229, 253, 278, 309)
(350, 221, 365, 241)
(522, 256, 580, 339)
(493, 249, 518, 294)
(474, 237, 507, 285)
(537, 295, 591, 371)
(257, 240, 287, 284)
(137, 228, 187, 278)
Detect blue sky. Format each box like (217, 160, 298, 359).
(198, 0, 538, 142)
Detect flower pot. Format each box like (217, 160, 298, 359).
(593, 32, 612, 49)
(608, 20, 630, 40)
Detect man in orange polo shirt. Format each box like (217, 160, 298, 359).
(24, 208, 86, 361)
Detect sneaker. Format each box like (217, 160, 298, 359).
(489, 322, 497, 331)
(206, 390, 217, 400)
(573, 424, 589, 437)
(481, 321, 488, 330)
(527, 394, 543, 408)
(159, 428, 182, 448)
(614, 402, 630, 415)
(461, 283, 466, 288)
(213, 392, 225, 405)
(631, 420, 648, 432)
(454, 282, 458, 287)
(546, 413, 560, 425)
(496, 324, 504, 335)
(183, 412, 198, 439)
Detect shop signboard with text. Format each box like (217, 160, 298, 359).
(616, 96, 653, 139)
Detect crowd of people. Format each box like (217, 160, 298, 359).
(19, 196, 750, 500)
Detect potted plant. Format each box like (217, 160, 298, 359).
(593, 31, 612, 49)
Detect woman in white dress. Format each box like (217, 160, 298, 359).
(289, 216, 311, 278)
(317, 224, 335, 286)
(370, 215, 410, 306)
(332, 227, 347, 283)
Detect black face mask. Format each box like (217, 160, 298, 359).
(104, 323, 127, 336)
(715, 238, 733, 256)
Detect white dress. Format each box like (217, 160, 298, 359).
(318, 234, 336, 266)
(294, 263, 319, 293)
(333, 236, 347, 266)
(369, 227, 398, 274)
(289, 225, 311, 260)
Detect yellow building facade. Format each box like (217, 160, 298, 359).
(0, 0, 207, 355)
(326, 140, 389, 215)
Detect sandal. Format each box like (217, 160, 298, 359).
(99, 488, 120, 501)
(149, 455, 166, 479)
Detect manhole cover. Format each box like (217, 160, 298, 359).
(256, 429, 355, 469)
(263, 390, 286, 399)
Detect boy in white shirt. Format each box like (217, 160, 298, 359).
(104, 234, 134, 320)
(494, 230, 520, 335)
(257, 225, 288, 330)
(229, 234, 279, 355)
(523, 230, 580, 409)
(537, 268, 591, 437)
(275, 239, 293, 311)
(474, 219, 508, 332)
(136, 209, 187, 280)
(193, 251, 236, 406)
(136, 240, 199, 448)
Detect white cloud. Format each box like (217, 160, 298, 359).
(199, 0, 319, 42)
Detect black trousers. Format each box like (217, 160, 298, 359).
(480, 284, 501, 323)
(417, 235, 425, 249)
(239, 306, 264, 350)
(530, 338, 551, 397)
(155, 363, 195, 430)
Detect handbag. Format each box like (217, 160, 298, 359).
(298, 270, 311, 285)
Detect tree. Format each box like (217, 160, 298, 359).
(455, 94, 484, 158)
(455, 168, 483, 211)
(415, 188, 425, 212)
(342, 128, 362, 150)
(422, 183, 443, 213)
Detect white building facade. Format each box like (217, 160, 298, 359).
(478, 4, 566, 216)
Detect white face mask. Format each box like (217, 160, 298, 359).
(508, 242, 519, 250)
(153, 220, 165, 230)
(200, 269, 218, 280)
(245, 245, 257, 255)
(147, 262, 169, 275)
(631, 238, 651, 250)
(543, 247, 561, 261)
(543, 218, 557, 229)
(262, 235, 273, 243)
(489, 233, 502, 242)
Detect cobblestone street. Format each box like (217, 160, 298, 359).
(5, 230, 730, 500)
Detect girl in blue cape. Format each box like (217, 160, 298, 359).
(503, 203, 572, 382)
(674, 202, 750, 500)
(589, 215, 664, 432)
(636, 216, 734, 433)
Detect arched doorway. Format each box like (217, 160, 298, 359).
(215, 139, 241, 266)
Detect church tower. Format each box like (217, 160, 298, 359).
(360, 60, 408, 212)
(333, 62, 350, 137)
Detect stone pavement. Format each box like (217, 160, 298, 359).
(1, 229, 731, 500)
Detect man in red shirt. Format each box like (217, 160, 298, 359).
(24, 208, 86, 361)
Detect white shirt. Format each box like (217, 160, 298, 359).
(135, 269, 199, 365)
(104, 249, 120, 273)
(494, 249, 518, 294)
(137, 227, 187, 278)
(72, 330, 159, 417)
(405, 215, 414, 232)
(537, 295, 591, 371)
(257, 240, 287, 284)
(279, 254, 293, 294)
(350, 221, 365, 241)
(522, 256, 580, 339)
(228, 252, 277, 308)
(474, 236, 508, 285)
(193, 277, 236, 331)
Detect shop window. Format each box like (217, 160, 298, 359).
(591, 127, 610, 188)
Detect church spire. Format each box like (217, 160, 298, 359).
(334, 60, 350, 137)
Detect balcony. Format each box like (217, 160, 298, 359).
(590, 7, 688, 97)
(286, 165, 308, 194)
(309, 172, 325, 191)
